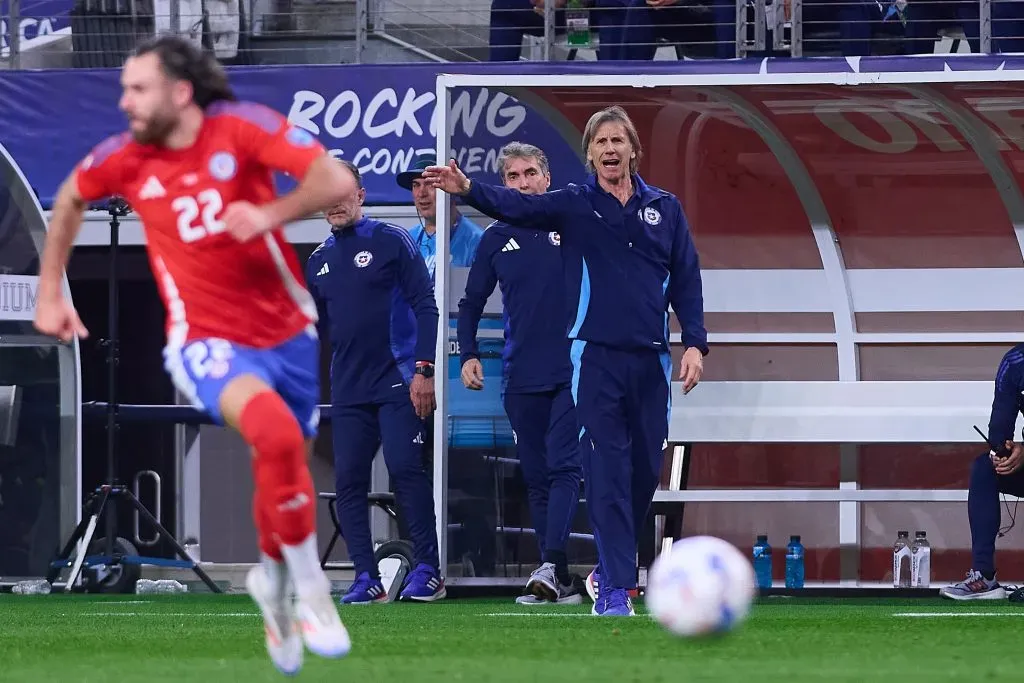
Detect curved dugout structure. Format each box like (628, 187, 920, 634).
(0, 142, 80, 579)
(433, 64, 1024, 584)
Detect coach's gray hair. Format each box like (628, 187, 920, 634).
(581, 105, 642, 175)
(496, 142, 550, 181)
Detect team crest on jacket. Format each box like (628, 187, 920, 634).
(642, 206, 661, 226)
(209, 152, 237, 181)
(354, 250, 373, 268)
(548, 231, 561, 246)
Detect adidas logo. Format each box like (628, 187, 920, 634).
(138, 176, 166, 200)
(412, 433, 424, 444)
(317, 263, 329, 276)
(501, 238, 521, 253)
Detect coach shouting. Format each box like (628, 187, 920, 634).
(424, 105, 708, 617)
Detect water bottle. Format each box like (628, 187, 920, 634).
(911, 531, 931, 588)
(12, 579, 51, 595)
(753, 535, 772, 589)
(565, 0, 592, 48)
(785, 535, 805, 589)
(893, 530, 911, 588)
(135, 579, 188, 594)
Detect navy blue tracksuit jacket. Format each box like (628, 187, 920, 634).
(461, 173, 708, 593)
(970, 344, 1024, 575)
(306, 216, 440, 576)
(457, 221, 582, 562)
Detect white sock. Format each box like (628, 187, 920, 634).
(261, 553, 289, 600)
(280, 533, 328, 598)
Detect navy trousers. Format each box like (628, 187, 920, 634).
(570, 341, 671, 591)
(503, 386, 583, 563)
(969, 452, 1024, 575)
(332, 400, 439, 578)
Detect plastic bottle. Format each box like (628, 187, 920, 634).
(785, 535, 805, 589)
(753, 535, 772, 589)
(565, 0, 592, 48)
(12, 579, 51, 595)
(893, 530, 911, 588)
(135, 579, 188, 594)
(911, 531, 931, 588)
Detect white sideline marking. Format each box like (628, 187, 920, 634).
(893, 612, 1024, 618)
(483, 612, 593, 617)
(81, 612, 259, 617)
(87, 600, 151, 605)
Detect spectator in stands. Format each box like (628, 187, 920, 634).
(398, 153, 484, 277)
(488, 0, 631, 60)
(457, 142, 584, 605)
(618, 0, 734, 59)
(940, 344, 1024, 601)
(306, 161, 446, 604)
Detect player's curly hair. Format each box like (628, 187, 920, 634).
(134, 35, 237, 109)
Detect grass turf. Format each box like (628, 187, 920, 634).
(0, 594, 1021, 682)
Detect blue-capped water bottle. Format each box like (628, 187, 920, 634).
(753, 535, 772, 589)
(785, 535, 805, 589)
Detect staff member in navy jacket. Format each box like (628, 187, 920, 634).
(306, 161, 446, 604)
(425, 106, 708, 617)
(457, 142, 584, 606)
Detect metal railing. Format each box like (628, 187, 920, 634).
(0, 0, 1012, 68)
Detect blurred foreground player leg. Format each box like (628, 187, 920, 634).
(33, 36, 355, 674)
(456, 142, 583, 605)
(306, 162, 446, 604)
(941, 345, 1024, 601)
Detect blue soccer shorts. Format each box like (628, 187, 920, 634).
(163, 326, 321, 438)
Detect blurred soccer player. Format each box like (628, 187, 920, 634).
(941, 344, 1024, 601)
(306, 161, 446, 605)
(425, 106, 708, 617)
(33, 36, 353, 674)
(456, 142, 583, 605)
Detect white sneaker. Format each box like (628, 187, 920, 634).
(294, 583, 352, 659)
(246, 566, 303, 676)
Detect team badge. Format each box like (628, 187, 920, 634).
(642, 207, 662, 226)
(354, 250, 373, 268)
(209, 152, 237, 181)
(286, 127, 316, 147)
(548, 231, 561, 246)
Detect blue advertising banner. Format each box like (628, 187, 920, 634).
(0, 0, 72, 55)
(0, 63, 584, 209)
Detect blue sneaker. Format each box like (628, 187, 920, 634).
(340, 572, 388, 605)
(399, 563, 447, 602)
(585, 566, 600, 602)
(592, 587, 635, 617)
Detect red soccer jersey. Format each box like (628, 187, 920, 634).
(75, 100, 326, 350)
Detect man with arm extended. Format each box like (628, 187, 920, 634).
(33, 36, 353, 674)
(457, 142, 584, 605)
(306, 161, 446, 605)
(425, 105, 708, 617)
(941, 344, 1024, 601)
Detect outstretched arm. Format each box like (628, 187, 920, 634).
(423, 160, 573, 233)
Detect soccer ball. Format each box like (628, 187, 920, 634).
(645, 535, 757, 638)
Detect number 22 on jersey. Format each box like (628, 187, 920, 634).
(173, 189, 226, 243)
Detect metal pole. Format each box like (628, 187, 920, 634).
(170, 0, 181, 35)
(543, 0, 554, 61)
(355, 0, 367, 63)
(980, 0, 992, 53)
(790, 0, 802, 56)
(735, 0, 747, 57)
(9, 0, 21, 69)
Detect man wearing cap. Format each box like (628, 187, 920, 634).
(398, 153, 485, 279)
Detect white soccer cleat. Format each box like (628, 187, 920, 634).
(294, 586, 352, 659)
(246, 566, 304, 676)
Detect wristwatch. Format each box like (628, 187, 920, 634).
(414, 362, 435, 379)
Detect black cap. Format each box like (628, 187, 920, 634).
(756, 535, 768, 542)
(396, 152, 437, 190)
(790, 535, 801, 542)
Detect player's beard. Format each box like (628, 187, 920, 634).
(130, 111, 177, 146)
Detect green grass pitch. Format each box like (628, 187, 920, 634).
(1, 594, 1021, 682)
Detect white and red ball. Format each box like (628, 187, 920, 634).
(645, 535, 757, 638)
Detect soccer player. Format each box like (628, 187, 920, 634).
(306, 161, 447, 604)
(941, 344, 1024, 601)
(456, 142, 583, 605)
(397, 152, 484, 278)
(424, 105, 708, 617)
(32, 36, 352, 674)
